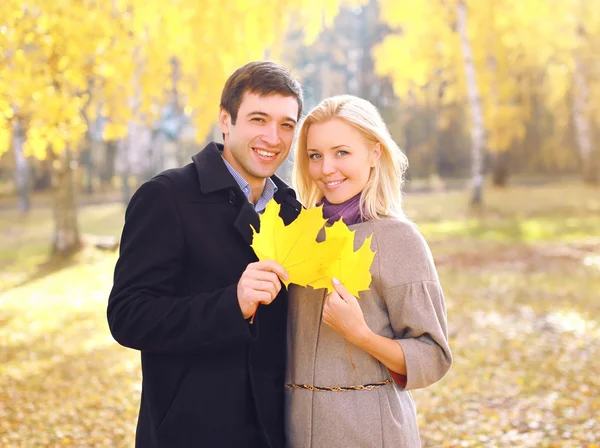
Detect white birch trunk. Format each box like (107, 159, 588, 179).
(457, 0, 485, 205)
(12, 119, 30, 213)
(572, 57, 597, 184)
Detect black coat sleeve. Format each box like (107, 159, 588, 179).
(107, 179, 254, 353)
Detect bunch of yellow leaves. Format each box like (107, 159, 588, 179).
(251, 201, 376, 297)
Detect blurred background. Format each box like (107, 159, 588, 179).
(1, 0, 599, 446)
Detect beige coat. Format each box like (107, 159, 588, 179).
(285, 218, 452, 448)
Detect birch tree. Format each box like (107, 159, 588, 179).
(456, 0, 485, 205)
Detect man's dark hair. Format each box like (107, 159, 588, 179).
(220, 61, 304, 124)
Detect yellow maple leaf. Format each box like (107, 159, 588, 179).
(309, 220, 376, 297)
(251, 201, 341, 287)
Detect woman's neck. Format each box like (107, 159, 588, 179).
(319, 193, 365, 226)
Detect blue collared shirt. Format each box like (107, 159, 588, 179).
(221, 157, 278, 213)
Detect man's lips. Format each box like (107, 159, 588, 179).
(252, 147, 278, 159)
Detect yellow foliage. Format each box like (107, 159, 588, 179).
(375, 0, 600, 154)
(310, 220, 375, 296)
(252, 202, 343, 288)
(0, 0, 358, 159)
(251, 202, 375, 296)
(0, 123, 11, 155)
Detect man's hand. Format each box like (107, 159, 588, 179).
(237, 260, 288, 320)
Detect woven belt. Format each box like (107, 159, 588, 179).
(285, 378, 393, 392)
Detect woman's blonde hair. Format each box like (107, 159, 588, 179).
(293, 94, 409, 220)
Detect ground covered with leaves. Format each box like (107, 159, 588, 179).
(1, 183, 599, 446)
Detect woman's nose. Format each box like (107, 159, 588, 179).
(321, 156, 336, 175)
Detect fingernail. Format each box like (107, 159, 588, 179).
(333, 278, 340, 285)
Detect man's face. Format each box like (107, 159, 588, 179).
(219, 91, 299, 186)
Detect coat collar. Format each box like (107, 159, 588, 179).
(191, 141, 301, 246)
(191, 142, 239, 194)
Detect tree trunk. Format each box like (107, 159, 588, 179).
(33, 159, 53, 190)
(118, 139, 132, 206)
(52, 149, 81, 256)
(100, 140, 118, 185)
(572, 58, 598, 185)
(492, 151, 509, 187)
(82, 131, 94, 195)
(12, 119, 30, 213)
(457, 0, 485, 205)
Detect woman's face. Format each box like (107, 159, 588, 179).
(306, 119, 381, 204)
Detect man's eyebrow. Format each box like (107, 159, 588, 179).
(247, 111, 297, 124)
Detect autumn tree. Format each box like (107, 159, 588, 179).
(374, 0, 600, 201)
(0, 0, 363, 257)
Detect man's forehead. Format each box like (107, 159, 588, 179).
(239, 91, 299, 118)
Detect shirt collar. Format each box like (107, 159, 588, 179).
(221, 156, 278, 212)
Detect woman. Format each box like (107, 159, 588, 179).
(286, 95, 452, 447)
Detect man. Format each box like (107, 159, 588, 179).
(107, 61, 303, 447)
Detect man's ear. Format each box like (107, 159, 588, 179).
(219, 107, 231, 135)
(371, 142, 383, 167)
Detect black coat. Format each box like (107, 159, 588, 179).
(107, 142, 301, 448)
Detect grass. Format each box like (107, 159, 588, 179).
(0, 203, 125, 291)
(0, 182, 599, 447)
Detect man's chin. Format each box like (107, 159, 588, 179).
(247, 167, 277, 181)
(250, 163, 283, 179)
(258, 170, 278, 180)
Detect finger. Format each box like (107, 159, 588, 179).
(245, 270, 282, 290)
(255, 290, 276, 305)
(332, 278, 357, 303)
(321, 309, 330, 326)
(254, 260, 289, 281)
(330, 290, 345, 303)
(322, 299, 332, 317)
(246, 279, 278, 300)
(326, 292, 343, 308)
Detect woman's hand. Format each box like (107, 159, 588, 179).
(322, 278, 372, 346)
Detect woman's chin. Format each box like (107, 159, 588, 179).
(321, 193, 348, 205)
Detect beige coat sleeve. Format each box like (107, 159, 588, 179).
(385, 280, 452, 390)
(372, 219, 452, 391)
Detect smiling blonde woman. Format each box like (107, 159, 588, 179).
(286, 95, 452, 448)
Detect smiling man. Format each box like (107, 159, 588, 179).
(107, 61, 304, 448)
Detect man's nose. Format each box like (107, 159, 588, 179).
(260, 124, 280, 147)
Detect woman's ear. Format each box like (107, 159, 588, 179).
(371, 142, 383, 167)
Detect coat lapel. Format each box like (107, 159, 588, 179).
(233, 200, 260, 246)
(273, 176, 301, 225)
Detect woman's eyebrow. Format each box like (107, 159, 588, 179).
(307, 144, 349, 152)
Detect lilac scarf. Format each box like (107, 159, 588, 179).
(319, 193, 365, 226)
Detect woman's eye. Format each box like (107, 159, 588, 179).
(308, 153, 321, 160)
(337, 150, 349, 156)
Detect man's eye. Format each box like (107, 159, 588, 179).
(251, 117, 265, 123)
(282, 123, 295, 129)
